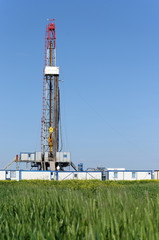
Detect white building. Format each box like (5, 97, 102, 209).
(106, 169, 152, 180)
(0, 169, 154, 181)
(0, 170, 102, 181)
(154, 170, 159, 179)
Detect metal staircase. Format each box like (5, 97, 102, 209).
(71, 161, 79, 171)
(3, 158, 16, 170)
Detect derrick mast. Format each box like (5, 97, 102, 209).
(41, 19, 59, 170)
(6, 19, 74, 172)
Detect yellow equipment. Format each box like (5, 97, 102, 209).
(49, 127, 53, 133)
(48, 133, 53, 152)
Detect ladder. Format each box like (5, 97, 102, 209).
(71, 161, 79, 171)
(3, 158, 16, 170)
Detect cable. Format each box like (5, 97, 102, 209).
(58, 88, 63, 152)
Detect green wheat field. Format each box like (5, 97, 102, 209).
(1, 180, 159, 239)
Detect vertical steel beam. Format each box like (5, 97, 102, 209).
(53, 75, 59, 163)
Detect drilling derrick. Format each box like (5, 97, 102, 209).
(41, 19, 59, 170)
(5, 19, 77, 172)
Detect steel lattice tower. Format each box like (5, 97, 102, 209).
(41, 19, 59, 170)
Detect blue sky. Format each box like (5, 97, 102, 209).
(0, 0, 159, 170)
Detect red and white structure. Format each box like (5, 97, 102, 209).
(4, 19, 75, 172)
(41, 19, 60, 170)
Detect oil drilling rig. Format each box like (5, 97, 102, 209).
(41, 19, 60, 171)
(4, 19, 78, 171)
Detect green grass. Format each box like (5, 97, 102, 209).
(1, 180, 159, 239)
